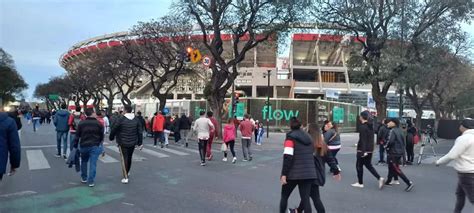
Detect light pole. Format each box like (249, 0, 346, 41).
(399, 88, 404, 120)
(264, 70, 272, 138)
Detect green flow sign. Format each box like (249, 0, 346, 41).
(48, 94, 59, 100)
(333, 107, 344, 124)
(229, 102, 245, 120)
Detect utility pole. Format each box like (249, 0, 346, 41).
(399, 0, 405, 120)
(265, 70, 271, 138)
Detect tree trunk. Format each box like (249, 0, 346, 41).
(106, 98, 114, 116)
(157, 95, 167, 112)
(414, 108, 423, 131)
(373, 94, 387, 120)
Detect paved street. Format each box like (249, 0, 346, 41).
(0, 121, 472, 213)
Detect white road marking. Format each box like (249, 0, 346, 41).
(140, 148, 170, 158)
(147, 145, 189, 156)
(168, 144, 200, 154)
(22, 145, 56, 149)
(26, 150, 50, 170)
(106, 146, 146, 161)
(99, 154, 119, 163)
(0, 191, 37, 198)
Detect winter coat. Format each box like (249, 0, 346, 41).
(8, 111, 22, 131)
(152, 114, 165, 132)
(178, 116, 192, 130)
(73, 117, 104, 148)
(223, 124, 236, 143)
(109, 114, 143, 148)
(53, 110, 70, 132)
(0, 112, 21, 176)
(377, 125, 390, 145)
(357, 122, 375, 153)
(136, 115, 146, 132)
(386, 127, 406, 157)
(281, 129, 317, 180)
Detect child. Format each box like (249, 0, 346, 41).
(222, 118, 237, 163)
(256, 123, 265, 145)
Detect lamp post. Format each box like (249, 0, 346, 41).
(399, 88, 404, 120)
(264, 70, 272, 138)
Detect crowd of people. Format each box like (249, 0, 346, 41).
(1, 105, 473, 212)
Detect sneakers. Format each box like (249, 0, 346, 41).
(207, 154, 213, 161)
(351, 183, 364, 188)
(185, 143, 188, 148)
(232, 157, 237, 164)
(249, 157, 253, 161)
(405, 182, 414, 192)
(153, 145, 157, 148)
(161, 144, 164, 148)
(242, 159, 249, 162)
(121, 178, 129, 184)
(222, 158, 228, 162)
(378, 177, 385, 189)
(88, 183, 95, 187)
(288, 208, 297, 213)
(200, 162, 206, 166)
(62, 155, 67, 159)
(81, 179, 87, 184)
(55, 154, 61, 158)
(390, 180, 400, 185)
(165, 144, 168, 148)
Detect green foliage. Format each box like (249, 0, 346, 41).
(0, 48, 28, 105)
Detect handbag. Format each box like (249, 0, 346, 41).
(413, 134, 420, 144)
(314, 155, 326, 186)
(221, 143, 228, 152)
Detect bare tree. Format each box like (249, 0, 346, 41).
(123, 15, 196, 111)
(177, 0, 306, 117)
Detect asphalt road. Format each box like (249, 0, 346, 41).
(0, 121, 472, 213)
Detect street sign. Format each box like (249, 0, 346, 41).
(332, 106, 344, 124)
(191, 49, 202, 63)
(202, 56, 211, 67)
(48, 94, 59, 101)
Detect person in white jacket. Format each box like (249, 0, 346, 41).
(193, 111, 214, 166)
(436, 118, 474, 213)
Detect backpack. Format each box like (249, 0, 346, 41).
(413, 128, 420, 144)
(71, 114, 82, 130)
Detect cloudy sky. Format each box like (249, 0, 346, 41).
(0, 0, 473, 100)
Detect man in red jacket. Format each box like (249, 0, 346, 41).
(206, 111, 219, 161)
(152, 111, 165, 148)
(239, 114, 255, 161)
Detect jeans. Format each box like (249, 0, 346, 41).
(406, 142, 414, 163)
(224, 140, 236, 158)
(330, 148, 340, 165)
(180, 129, 191, 145)
(80, 145, 102, 184)
(280, 179, 313, 213)
(454, 173, 474, 213)
(379, 144, 386, 162)
(32, 118, 40, 132)
(69, 133, 76, 151)
(257, 135, 263, 144)
(120, 145, 135, 177)
(56, 131, 69, 155)
(198, 139, 208, 163)
(164, 130, 171, 145)
(241, 138, 252, 160)
(356, 152, 381, 184)
(386, 155, 410, 185)
(206, 135, 214, 158)
(153, 131, 164, 146)
(298, 184, 325, 213)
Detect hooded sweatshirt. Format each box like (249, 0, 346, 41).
(109, 113, 143, 147)
(437, 129, 474, 173)
(0, 112, 21, 177)
(281, 128, 317, 180)
(53, 110, 70, 132)
(223, 124, 236, 143)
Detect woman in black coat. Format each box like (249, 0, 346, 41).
(294, 123, 341, 213)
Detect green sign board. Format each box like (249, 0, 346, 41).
(349, 113, 357, 122)
(229, 102, 245, 120)
(48, 94, 59, 101)
(333, 107, 344, 124)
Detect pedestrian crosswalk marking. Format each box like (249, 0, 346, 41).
(140, 148, 170, 158)
(146, 145, 189, 156)
(105, 146, 146, 161)
(168, 144, 200, 154)
(99, 154, 119, 163)
(26, 150, 51, 170)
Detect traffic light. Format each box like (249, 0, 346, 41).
(184, 47, 193, 63)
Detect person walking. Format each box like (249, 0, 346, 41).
(103, 112, 110, 134)
(405, 120, 416, 165)
(239, 114, 255, 161)
(193, 111, 215, 166)
(32, 105, 41, 132)
(377, 119, 390, 165)
(294, 123, 341, 213)
(0, 111, 21, 181)
(279, 117, 316, 213)
(436, 119, 474, 213)
(256, 123, 265, 145)
(351, 111, 385, 189)
(178, 114, 192, 147)
(136, 111, 146, 139)
(323, 120, 341, 165)
(109, 106, 143, 184)
(222, 118, 237, 163)
(206, 111, 219, 161)
(53, 103, 70, 159)
(72, 108, 103, 187)
(384, 118, 414, 191)
(151, 112, 165, 148)
(68, 106, 85, 153)
(254, 120, 259, 143)
(163, 115, 173, 148)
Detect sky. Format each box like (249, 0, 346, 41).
(0, 0, 473, 101)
